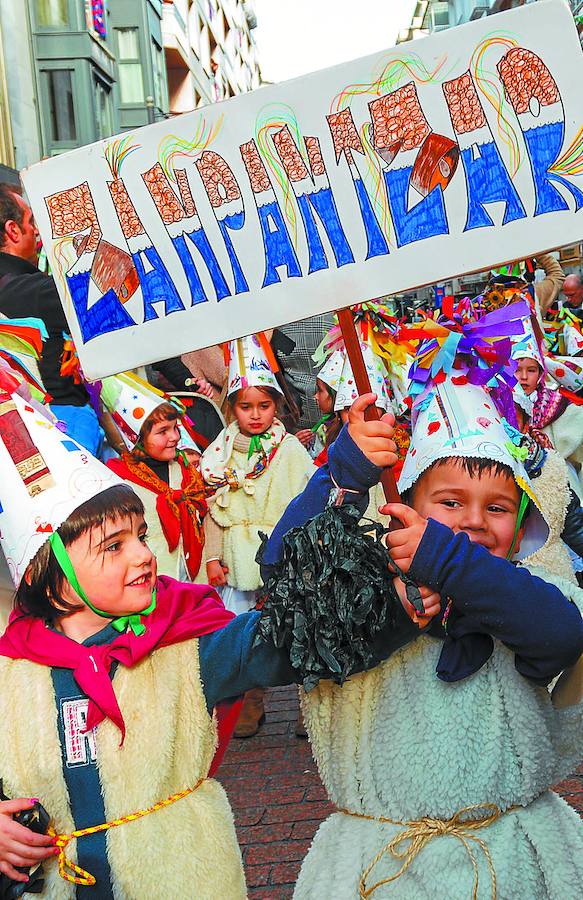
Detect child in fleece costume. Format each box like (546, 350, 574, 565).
(0, 387, 430, 898)
(199, 334, 315, 736)
(261, 352, 583, 896)
(101, 371, 208, 582)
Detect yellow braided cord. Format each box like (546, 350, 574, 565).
(49, 780, 204, 886)
(337, 802, 512, 900)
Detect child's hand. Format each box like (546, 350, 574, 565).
(0, 798, 56, 883)
(347, 394, 397, 468)
(295, 429, 314, 447)
(393, 577, 441, 629)
(382, 503, 428, 573)
(194, 378, 214, 399)
(207, 559, 228, 587)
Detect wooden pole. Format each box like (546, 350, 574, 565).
(337, 308, 402, 528)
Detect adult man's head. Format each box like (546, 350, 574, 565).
(0, 183, 38, 265)
(562, 273, 583, 309)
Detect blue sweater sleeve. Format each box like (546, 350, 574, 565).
(199, 604, 421, 709)
(410, 519, 583, 684)
(261, 425, 382, 569)
(198, 611, 297, 710)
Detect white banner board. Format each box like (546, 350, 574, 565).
(23, 0, 583, 379)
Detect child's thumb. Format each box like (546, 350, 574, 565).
(348, 393, 379, 422)
(381, 502, 418, 527)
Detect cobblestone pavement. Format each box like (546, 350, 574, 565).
(218, 685, 583, 899)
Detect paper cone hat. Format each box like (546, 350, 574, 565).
(398, 374, 547, 559)
(512, 384, 534, 418)
(317, 349, 345, 394)
(226, 333, 282, 397)
(546, 355, 583, 392)
(564, 322, 583, 356)
(100, 371, 199, 452)
(510, 311, 544, 367)
(317, 342, 390, 412)
(0, 390, 123, 586)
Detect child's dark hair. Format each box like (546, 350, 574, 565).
(15, 484, 144, 622)
(229, 385, 282, 414)
(405, 456, 529, 516)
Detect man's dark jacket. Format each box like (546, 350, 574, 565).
(0, 252, 87, 405)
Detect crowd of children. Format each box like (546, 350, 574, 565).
(0, 267, 583, 898)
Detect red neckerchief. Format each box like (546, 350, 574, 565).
(108, 454, 207, 579)
(0, 576, 241, 774)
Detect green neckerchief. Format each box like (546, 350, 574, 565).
(310, 413, 334, 434)
(247, 431, 271, 459)
(506, 490, 530, 561)
(48, 532, 157, 637)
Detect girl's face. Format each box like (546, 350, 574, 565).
(142, 416, 180, 461)
(232, 387, 276, 436)
(314, 379, 334, 415)
(516, 358, 542, 396)
(60, 514, 156, 625)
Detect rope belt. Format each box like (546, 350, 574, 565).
(49, 779, 205, 886)
(338, 802, 518, 899)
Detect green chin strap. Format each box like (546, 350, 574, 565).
(48, 532, 157, 637)
(506, 490, 530, 561)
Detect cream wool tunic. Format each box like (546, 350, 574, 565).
(294, 451, 583, 900)
(204, 432, 315, 592)
(0, 640, 247, 899)
(127, 460, 189, 580)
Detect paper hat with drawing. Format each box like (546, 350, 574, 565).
(100, 370, 200, 452)
(225, 332, 282, 398)
(397, 301, 548, 559)
(0, 389, 122, 587)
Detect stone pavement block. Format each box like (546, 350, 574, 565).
(270, 861, 303, 885)
(245, 864, 271, 887)
(248, 887, 294, 900)
(237, 823, 293, 846)
(262, 800, 334, 825)
(290, 819, 322, 840)
(245, 838, 311, 866)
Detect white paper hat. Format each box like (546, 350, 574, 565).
(227, 333, 282, 397)
(318, 342, 390, 412)
(100, 371, 199, 452)
(317, 350, 345, 393)
(398, 374, 547, 560)
(510, 312, 544, 368)
(0, 390, 123, 586)
(512, 383, 534, 418)
(563, 322, 583, 356)
(545, 355, 583, 392)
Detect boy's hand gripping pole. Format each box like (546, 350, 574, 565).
(337, 308, 402, 532)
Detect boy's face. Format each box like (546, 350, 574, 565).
(411, 461, 523, 558)
(61, 513, 157, 618)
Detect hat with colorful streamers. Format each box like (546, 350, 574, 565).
(225, 332, 282, 398)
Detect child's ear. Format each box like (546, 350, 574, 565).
(23, 566, 33, 587)
(511, 525, 526, 557)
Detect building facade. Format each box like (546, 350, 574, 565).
(162, 0, 261, 114)
(0, 0, 261, 175)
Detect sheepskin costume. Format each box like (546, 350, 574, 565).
(0, 641, 246, 899)
(294, 447, 583, 899)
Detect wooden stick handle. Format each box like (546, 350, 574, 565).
(336, 308, 402, 526)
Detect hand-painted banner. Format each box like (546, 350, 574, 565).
(23, 0, 583, 380)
